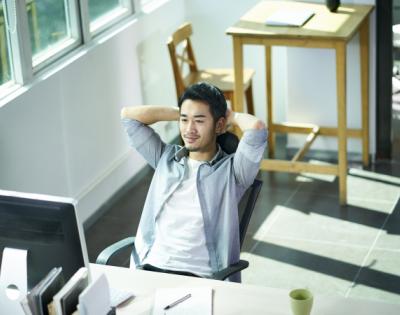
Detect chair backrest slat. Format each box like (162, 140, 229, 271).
(167, 22, 199, 100)
(177, 41, 195, 74)
(171, 22, 193, 46)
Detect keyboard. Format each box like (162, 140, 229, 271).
(109, 286, 135, 308)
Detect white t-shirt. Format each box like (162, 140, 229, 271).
(142, 158, 212, 276)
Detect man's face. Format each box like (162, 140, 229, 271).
(179, 99, 223, 154)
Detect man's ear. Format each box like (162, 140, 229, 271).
(215, 117, 226, 135)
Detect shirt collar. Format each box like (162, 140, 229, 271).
(208, 145, 224, 165)
(173, 145, 224, 166)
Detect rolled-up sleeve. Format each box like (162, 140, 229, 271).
(122, 118, 166, 169)
(233, 128, 267, 187)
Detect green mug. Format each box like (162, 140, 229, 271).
(289, 288, 313, 315)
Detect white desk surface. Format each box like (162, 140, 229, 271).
(90, 263, 399, 315)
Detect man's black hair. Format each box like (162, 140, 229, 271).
(178, 82, 239, 154)
(178, 82, 227, 122)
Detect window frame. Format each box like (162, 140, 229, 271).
(32, 0, 83, 73)
(0, 0, 141, 96)
(2, 0, 32, 85)
(87, 0, 135, 38)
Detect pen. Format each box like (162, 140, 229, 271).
(163, 293, 192, 310)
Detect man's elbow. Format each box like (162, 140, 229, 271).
(121, 107, 128, 119)
(121, 107, 135, 119)
(253, 120, 266, 130)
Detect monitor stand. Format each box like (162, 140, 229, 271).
(0, 247, 28, 315)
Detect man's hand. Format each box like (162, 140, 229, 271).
(226, 109, 265, 131)
(224, 108, 235, 132)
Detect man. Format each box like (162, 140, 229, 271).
(121, 82, 267, 281)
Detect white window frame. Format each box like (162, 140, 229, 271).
(32, 0, 82, 73)
(3, 0, 32, 85)
(2, 0, 83, 83)
(85, 0, 134, 39)
(0, 0, 140, 97)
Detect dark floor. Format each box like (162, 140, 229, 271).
(392, 66, 400, 161)
(85, 142, 400, 305)
(392, 75, 400, 160)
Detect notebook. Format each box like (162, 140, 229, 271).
(52, 267, 88, 315)
(152, 287, 212, 315)
(25, 267, 64, 315)
(265, 9, 315, 27)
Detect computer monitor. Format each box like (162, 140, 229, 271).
(0, 189, 89, 291)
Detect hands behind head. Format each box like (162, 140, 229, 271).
(224, 108, 235, 132)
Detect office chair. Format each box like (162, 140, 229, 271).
(96, 178, 263, 281)
(167, 22, 255, 115)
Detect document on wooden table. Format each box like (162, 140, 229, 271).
(265, 9, 315, 27)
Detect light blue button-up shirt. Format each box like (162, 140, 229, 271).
(122, 118, 267, 281)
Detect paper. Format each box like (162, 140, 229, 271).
(265, 9, 315, 27)
(152, 287, 212, 315)
(78, 274, 111, 315)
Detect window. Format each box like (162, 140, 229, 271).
(29, 0, 81, 69)
(0, 1, 12, 85)
(88, 0, 133, 35)
(0, 0, 136, 91)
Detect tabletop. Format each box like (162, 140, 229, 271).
(226, 0, 374, 41)
(91, 264, 400, 315)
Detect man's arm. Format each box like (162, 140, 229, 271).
(121, 105, 179, 169)
(225, 108, 265, 131)
(228, 109, 267, 188)
(121, 105, 179, 125)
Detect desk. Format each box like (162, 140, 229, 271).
(90, 264, 399, 315)
(226, 1, 374, 205)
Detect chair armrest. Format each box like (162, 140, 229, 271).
(211, 259, 249, 281)
(96, 237, 136, 265)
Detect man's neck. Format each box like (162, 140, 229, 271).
(189, 146, 218, 162)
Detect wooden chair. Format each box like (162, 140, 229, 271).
(167, 22, 255, 115)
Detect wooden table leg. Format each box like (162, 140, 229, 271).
(336, 42, 347, 205)
(266, 45, 274, 158)
(233, 36, 244, 113)
(360, 18, 370, 167)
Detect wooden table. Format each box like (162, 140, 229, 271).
(90, 264, 400, 315)
(226, 1, 374, 205)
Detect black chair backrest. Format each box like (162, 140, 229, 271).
(237, 179, 263, 249)
(217, 132, 239, 155)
